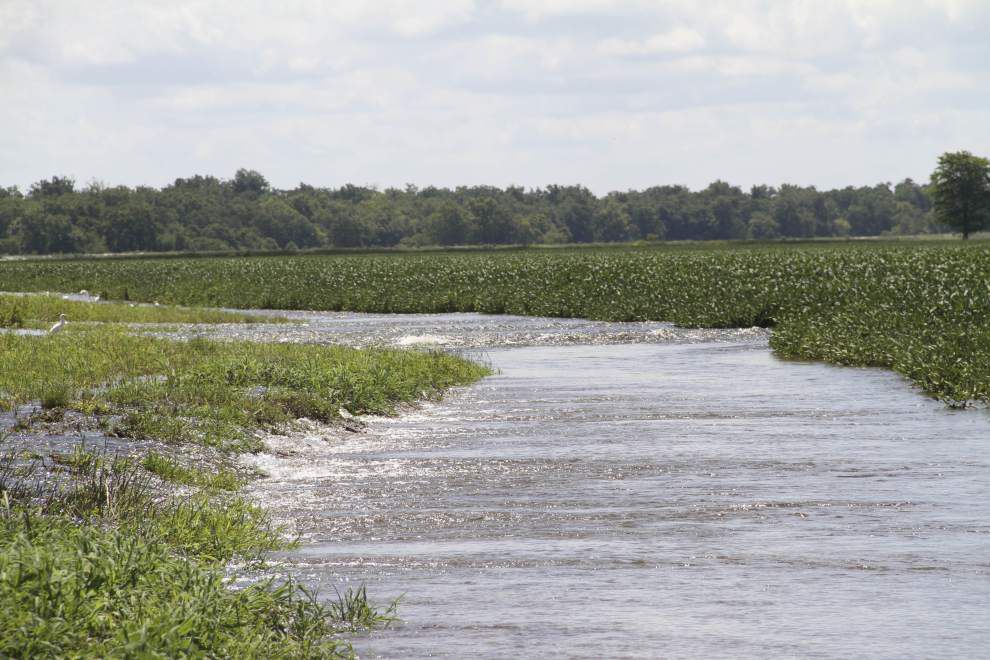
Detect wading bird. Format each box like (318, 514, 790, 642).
(48, 313, 67, 335)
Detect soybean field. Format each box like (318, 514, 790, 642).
(2, 241, 988, 404)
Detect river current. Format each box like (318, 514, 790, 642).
(210, 312, 989, 659)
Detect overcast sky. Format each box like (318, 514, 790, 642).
(1, 0, 988, 194)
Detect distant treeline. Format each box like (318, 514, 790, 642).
(0, 170, 944, 255)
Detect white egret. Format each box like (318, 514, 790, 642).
(48, 314, 67, 335)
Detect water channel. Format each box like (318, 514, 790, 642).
(207, 312, 990, 658)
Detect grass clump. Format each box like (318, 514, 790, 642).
(142, 451, 242, 491)
(0, 303, 23, 327)
(139, 494, 286, 562)
(39, 381, 72, 409)
(329, 584, 401, 630)
(2, 451, 284, 564)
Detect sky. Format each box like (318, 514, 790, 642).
(1, 0, 988, 194)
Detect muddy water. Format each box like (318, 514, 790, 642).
(241, 313, 990, 659)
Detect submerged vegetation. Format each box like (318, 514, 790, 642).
(0, 291, 283, 327)
(1, 241, 987, 405)
(0, 298, 490, 656)
(141, 451, 243, 490)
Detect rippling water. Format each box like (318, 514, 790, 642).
(157, 310, 769, 349)
(239, 313, 990, 659)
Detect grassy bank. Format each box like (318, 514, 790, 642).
(0, 454, 374, 658)
(2, 325, 489, 451)
(2, 241, 988, 404)
(0, 302, 490, 657)
(0, 292, 284, 327)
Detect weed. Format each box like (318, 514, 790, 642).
(39, 381, 73, 409)
(0, 510, 350, 658)
(328, 584, 401, 630)
(141, 452, 242, 491)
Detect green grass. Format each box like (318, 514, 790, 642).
(0, 292, 285, 327)
(0, 450, 276, 560)
(0, 327, 485, 658)
(0, 308, 489, 657)
(328, 584, 400, 630)
(0, 326, 490, 451)
(1, 241, 987, 404)
(0, 347, 469, 659)
(142, 452, 242, 490)
(0, 482, 355, 659)
(0, 442, 398, 658)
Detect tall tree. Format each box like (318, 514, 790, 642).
(931, 151, 990, 239)
(29, 176, 75, 198)
(231, 169, 270, 196)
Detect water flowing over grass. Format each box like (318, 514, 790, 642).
(141, 451, 243, 490)
(2, 242, 987, 404)
(0, 292, 285, 327)
(0, 307, 490, 656)
(0, 326, 490, 450)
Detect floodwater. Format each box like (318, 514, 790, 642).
(235, 313, 990, 659)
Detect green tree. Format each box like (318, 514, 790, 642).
(424, 201, 470, 245)
(747, 211, 779, 239)
(593, 199, 637, 242)
(773, 186, 817, 237)
(549, 186, 596, 243)
(104, 197, 158, 252)
(894, 178, 931, 212)
(14, 206, 77, 253)
(889, 202, 930, 236)
(29, 176, 75, 198)
(931, 151, 990, 239)
(327, 206, 372, 247)
(700, 181, 748, 239)
(469, 198, 514, 244)
(231, 169, 270, 196)
(256, 197, 322, 248)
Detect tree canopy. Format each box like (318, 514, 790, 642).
(0, 171, 948, 256)
(931, 151, 990, 239)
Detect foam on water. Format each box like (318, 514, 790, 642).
(154, 310, 770, 350)
(395, 334, 448, 346)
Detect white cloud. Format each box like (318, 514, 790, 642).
(0, 0, 988, 192)
(496, 0, 633, 22)
(599, 27, 705, 56)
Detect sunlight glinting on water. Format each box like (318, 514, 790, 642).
(237, 312, 990, 659)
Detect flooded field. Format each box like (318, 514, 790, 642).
(229, 313, 990, 658)
(156, 309, 769, 349)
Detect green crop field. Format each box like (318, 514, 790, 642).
(2, 241, 989, 405)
